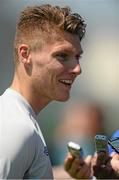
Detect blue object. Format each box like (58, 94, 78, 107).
(108, 130, 119, 154)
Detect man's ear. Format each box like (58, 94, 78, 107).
(18, 44, 31, 65)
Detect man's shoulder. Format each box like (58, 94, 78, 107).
(0, 90, 36, 136)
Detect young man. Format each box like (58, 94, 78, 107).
(0, 4, 86, 179)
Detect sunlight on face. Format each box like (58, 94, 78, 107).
(30, 32, 83, 102)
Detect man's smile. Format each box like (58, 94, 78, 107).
(59, 79, 73, 86)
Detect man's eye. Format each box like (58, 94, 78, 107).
(76, 55, 82, 60)
(56, 53, 68, 61)
(76, 55, 82, 63)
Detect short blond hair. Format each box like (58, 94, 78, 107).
(14, 4, 86, 64)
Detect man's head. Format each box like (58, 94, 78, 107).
(13, 4, 86, 107)
(14, 4, 86, 65)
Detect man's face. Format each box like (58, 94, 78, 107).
(29, 32, 82, 102)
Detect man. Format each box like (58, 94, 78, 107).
(0, 4, 86, 179)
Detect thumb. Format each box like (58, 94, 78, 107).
(111, 157, 119, 171)
(85, 155, 92, 166)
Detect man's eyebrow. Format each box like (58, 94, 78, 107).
(55, 48, 83, 55)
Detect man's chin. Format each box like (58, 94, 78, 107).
(56, 95, 70, 102)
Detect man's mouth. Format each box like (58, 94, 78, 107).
(59, 79, 73, 86)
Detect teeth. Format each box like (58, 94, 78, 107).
(59, 80, 72, 84)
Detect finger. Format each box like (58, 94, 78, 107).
(64, 153, 74, 171)
(68, 158, 82, 176)
(84, 155, 92, 166)
(91, 155, 98, 167)
(111, 158, 119, 170)
(76, 165, 91, 179)
(68, 157, 92, 179)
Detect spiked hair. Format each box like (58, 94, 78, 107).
(14, 4, 86, 64)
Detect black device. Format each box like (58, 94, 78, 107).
(108, 137, 119, 153)
(94, 135, 108, 153)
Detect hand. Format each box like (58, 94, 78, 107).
(64, 153, 92, 179)
(110, 152, 119, 176)
(92, 152, 119, 179)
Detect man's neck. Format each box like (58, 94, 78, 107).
(11, 77, 51, 114)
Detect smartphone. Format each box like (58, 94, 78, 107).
(94, 135, 108, 153)
(67, 141, 83, 158)
(108, 137, 119, 153)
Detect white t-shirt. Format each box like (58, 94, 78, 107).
(0, 88, 53, 179)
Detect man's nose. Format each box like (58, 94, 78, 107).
(69, 63, 82, 75)
(74, 63, 82, 75)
